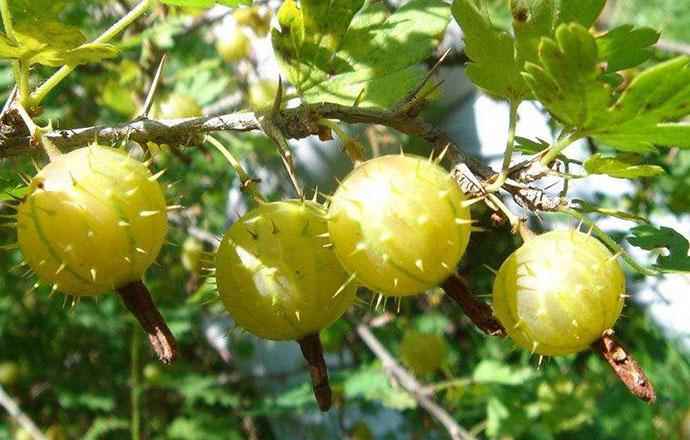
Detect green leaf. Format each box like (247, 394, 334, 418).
(273, 0, 451, 107)
(524, 24, 690, 152)
(343, 363, 417, 410)
(514, 136, 550, 153)
(472, 360, 536, 385)
(160, 0, 251, 7)
(597, 25, 659, 72)
(584, 153, 665, 179)
(511, 0, 556, 67)
(628, 224, 690, 272)
(452, 0, 527, 99)
(522, 23, 611, 129)
(571, 199, 649, 223)
(0, 21, 119, 67)
(555, 0, 605, 28)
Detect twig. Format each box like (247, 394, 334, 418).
(297, 333, 332, 412)
(117, 280, 177, 364)
(441, 274, 505, 337)
(0, 101, 571, 213)
(356, 324, 475, 440)
(593, 330, 656, 403)
(0, 385, 48, 440)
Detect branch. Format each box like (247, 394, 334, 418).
(0, 385, 48, 440)
(0, 101, 568, 213)
(594, 329, 656, 403)
(356, 323, 476, 440)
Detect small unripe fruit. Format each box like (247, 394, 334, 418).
(492, 230, 625, 356)
(233, 6, 271, 37)
(153, 94, 203, 119)
(0, 361, 20, 385)
(399, 330, 448, 376)
(216, 31, 251, 62)
(17, 145, 168, 296)
(328, 154, 471, 296)
(181, 236, 203, 273)
(247, 79, 279, 111)
(215, 200, 357, 341)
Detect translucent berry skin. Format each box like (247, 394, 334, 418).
(492, 230, 625, 356)
(17, 146, 168, 296)
(215, 200, 357, 341)
(328, 155, 471, 296)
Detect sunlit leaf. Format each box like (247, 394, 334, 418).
(628, 224, 690, 272)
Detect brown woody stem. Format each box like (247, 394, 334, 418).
(593, 329, 656, 403)
(117, 280, 177, 364)
(442, 274, 506, 337)
(297, 333, 332, 411)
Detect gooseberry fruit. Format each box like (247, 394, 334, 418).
(152, 94, 203, 119)
(181, 236, 203, 273)
(492, 230, 625, 356)
(17, 145, 168, 296)
(248, 79, 279, 111)
(328, 154, 472, 296)
(216, 31, 251, 63)
(216, 200, 356, 341)
(399, 330, 449, 376)
(0, 361, 20, 386)
(215, 200, 357, 411)
(233, 6, 271, 37)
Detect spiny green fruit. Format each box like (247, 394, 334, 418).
(215, 200, 357, 341)
(399, 330, 449, 376)
(17, 145, 168, 296)
(328, 154, 472, 296)
(216, 31, 251, 62)
(152, 94, 203, 119)
(492, 230, 625, 356)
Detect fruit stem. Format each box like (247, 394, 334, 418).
(117, 280, 177, 364)
(297, 333, 332, 411)
(0, 0, 16, 43)
(441, 274, 505, 337)
(29, 0, 154, 107)
(561, 208, 657, 276)
(130, 326, 142, 440)
(593, 330, 656, 403)
(485, 100, 519, 192)
(539, 132, 582, 166)
(205, 135, 266, 203)
(14, 102, 62, 161)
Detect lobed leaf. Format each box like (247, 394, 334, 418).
(0, 21, 119, 67)
(628, 224, 690, 272)
(452, 0, 527, 99)
(273, 0, 451, 107)
(584, 154, 665, 179)
(524, 24, 690, 153)
(597, 25, 659, 72)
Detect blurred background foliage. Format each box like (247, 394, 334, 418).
(0, 0, 689, 439)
